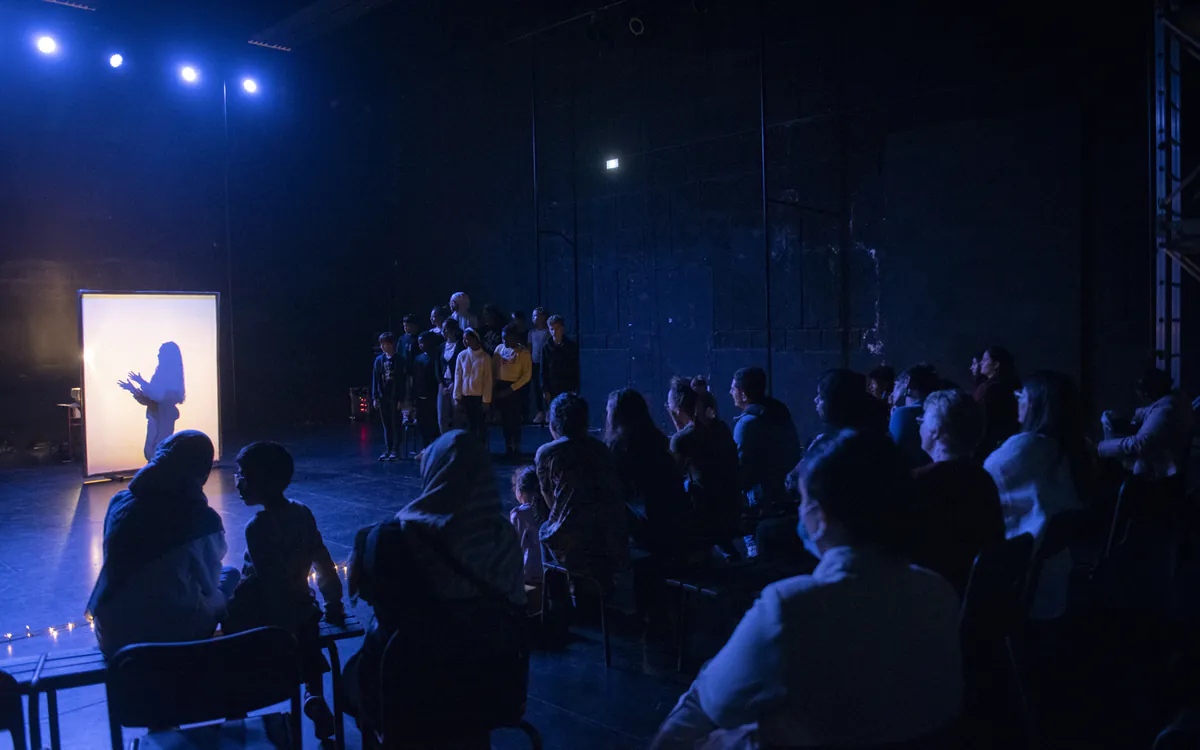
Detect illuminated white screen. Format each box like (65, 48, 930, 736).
(81, 293, 221, 476)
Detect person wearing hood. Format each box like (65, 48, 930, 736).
(343, 430, 525, 737)
(449, 291, 479, 333)
(87, 430, 235, 657)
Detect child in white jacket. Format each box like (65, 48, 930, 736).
(454, 328, 493, 445)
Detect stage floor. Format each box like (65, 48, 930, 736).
(0, 424, 692, 749)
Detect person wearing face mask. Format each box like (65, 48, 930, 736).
(650, 430, 962, 750)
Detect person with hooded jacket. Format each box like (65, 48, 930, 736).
(87, 430, 236, 657)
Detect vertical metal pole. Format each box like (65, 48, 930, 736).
(1169, 27, 1183, 385)
(223, 79, 238, 430)
(1155, 5, 1183, 384)
(571, 63, 581, 338)
(531, 47, 542, 306)
(758, 0, 773, 388)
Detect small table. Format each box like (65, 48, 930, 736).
(5, 614, 365, 750)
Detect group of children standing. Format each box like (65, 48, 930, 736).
(371, 292, 581, 460)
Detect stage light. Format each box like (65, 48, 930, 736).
(179, 65, 199, 84)
(109, 53, 123, 68)
(606, 157, 620, 170)
(36, 36, 58, 55)
(241, 78, 258, 94)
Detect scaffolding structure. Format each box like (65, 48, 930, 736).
(1154, 1, 1200, 384)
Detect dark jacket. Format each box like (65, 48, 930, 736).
(975, 375, 1021, 459)
(733, 397, 802, 512)
(910, 459, 1006, 596)
(890, 401, 932, 468)
(399, 332, 420, 373)
(535, 435, 627, 578)
(411, 352, 441, 401)
(671, 421, 742, 544)
(372, 353, 406, 403)
(610, 431, 688, 559)
(541, 337, 581, 396)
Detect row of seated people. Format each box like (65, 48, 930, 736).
(84, 352, 1194, 747)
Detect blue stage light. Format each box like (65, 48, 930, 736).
(36, 36, 58, 55)
(109, 54, 123, 68)
(180, 65, 199, 84)
(241, 78, 258, 94)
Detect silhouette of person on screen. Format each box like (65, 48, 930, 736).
(118, 342, 186, 461)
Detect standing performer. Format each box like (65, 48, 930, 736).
(371, 333, 405, 461)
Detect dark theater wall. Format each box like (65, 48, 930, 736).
(0, 0, 1156, 447)
(368, 0, 1154, 437)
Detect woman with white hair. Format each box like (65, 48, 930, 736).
(448, 292, 478, 332)
(911, 389, 1005, 595)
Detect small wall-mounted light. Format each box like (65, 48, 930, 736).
(606, 158, 620, 170)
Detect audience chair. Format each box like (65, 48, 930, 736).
(539, 546, 618, 667)
(959, 533, 1036, 747)
(376, 621, 541, 749)
(1, 670, 27, 750)
(105, 626, 303, 750)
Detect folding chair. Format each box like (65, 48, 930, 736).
(1, 670, 26, 750)
(959, 533, 1036, 747)
(375, 610, 540, 749)
(540, 545, 617, 667)
(105, 626, 303, 750)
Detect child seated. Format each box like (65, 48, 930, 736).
(223, 441, 345, 741)
(509, 466, 544, 588)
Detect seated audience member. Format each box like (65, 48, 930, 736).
(984, 370, 1090, 619)
(536, 393, 628, 585)
(969, 351, 986, 389)
(492, 323, 533, 458)
(668, 378, 742, 552)
(510, 466, 544, 587)
(650, 430, 962, 749)
(88, 430, 236, 657)
(867, 365, 897, 407)
(730, 366, 802, 514)
(606, 389, 688, 560)
(911, 390, 1005, 595)
(811, 369, 887, 450)
(974, 346, 1022, 458)
(223, 441, 344, 740)
(890, 363, 940, 467)
(410, 331, 443, 451)
(344, 431, 525, 736)
(691, 376, 720, 427)
(1098, 368, 1194, 479)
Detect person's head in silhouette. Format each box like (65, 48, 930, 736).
(151, 341, 186, 404)
(235, 441, 294, 508)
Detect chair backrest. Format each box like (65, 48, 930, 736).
(106, 626, 300, 729)
(380, 598, 529, 741)
(1106, 475, 1187, 558)
(960, 533, 1034, 640)
(0, 670, 26, 750)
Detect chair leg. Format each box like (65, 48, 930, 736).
(290, 689, 303, 750)
(27, 690, 41, 750)
(675, 587, 688, 673)
(105, 689, 122, 750)
(518, 719, 543, 750)
(601, 595, 611, 669)
(47, 689, 60, 750)
(1005, 636, 1037, 747)
(328, 640, 345, 750)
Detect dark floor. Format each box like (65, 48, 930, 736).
(0, 424, 697, 749)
